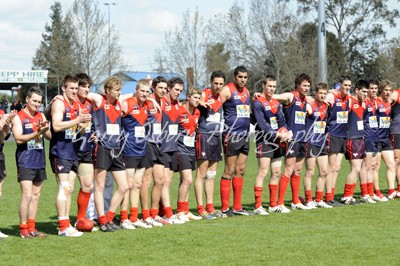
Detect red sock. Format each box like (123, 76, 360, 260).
(142, 209, 150, 221)
(184, 202, 189, 213)
(343, 184, 353, 198)
(305, 189, 313, 203)
(150, 208, 159, 219)
(129, 207, 138, 222)
(397, 184, 400, 192)
(177, 201, 185, 213)
(388, 188, 396, 196)
(120, 210, 128, 222)
(58, 219, 70, 231)
(269, 184, 278, 207)
(197, 205, 205, 215)
(164, 206, 173, 219)
(351, 183, 357, 197)
(367, 183, 374, 196)
(315, 191, 324, 202)
(360, 183, 368, 197)
(220, 178, 231, 210)
(254, 186, 263, 209)
(76, 189, 91, 220)
(325, 192, 333, 202)
(375, 189, 382, 196)
(331, 187, 335, 197)
(278, 174, 290, 205)
(206, 203, 215, 213)
(232, 177, 243, 211)
(106, 211, 116, 223)
(291, 174, 301, 204)
(27, 218, 35, 233)
(99, 215, 108, 226)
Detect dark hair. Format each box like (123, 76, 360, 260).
(315, 82, 328, 93)
(62, 74, 79, 88)
(234, 66, 248, 76)
(355, 79, 369, 90)
(76, 73, 92, 87)
(339, 75, 351, 84)
(168, 77, 184, 89)
(27, 87, 43, 98)
(210, 71, 226, 82)
(152, 76, 168, 88)
(262, 75, 276, 85)
(367, 79, 379, 89)
(295, 73, 311, 88)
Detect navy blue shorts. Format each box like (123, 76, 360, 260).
(18, 167, 47, 183)
(144, 142, 165, 168)
(284, 141, 306, 158)
(196, 133, 222, 161)
(306, 143, 328, 158)
(223, 133, 250, 157)
(177, 153, 196, 171)
(50, 155, 78, 174)
(327, 134, 346, 154)
(124, 156, 145, 169)
(93, 144, 125, 172)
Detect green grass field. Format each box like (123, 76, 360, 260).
(1, 139, 400, 265)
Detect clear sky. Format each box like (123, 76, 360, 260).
(0, 0, 399, 72)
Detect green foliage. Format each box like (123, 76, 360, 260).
(1, 140, 400, 265)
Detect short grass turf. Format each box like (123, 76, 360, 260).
(0, 140, 400, 265)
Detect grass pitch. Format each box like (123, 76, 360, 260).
(0, 140, 400, 265)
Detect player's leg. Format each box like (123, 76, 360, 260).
(253, 156, 270, 215)
(76, 163, 93, 221)
(19, 180, 33, 238)
(194, 159, 208, 215)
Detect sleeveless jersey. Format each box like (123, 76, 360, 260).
(74, 99, 93, 153)
(390, 90, 400, 134)
(223, 83, 251, 136)
(305, 101, 328, 147)
(327, 90, 349, 138)
(283, 91, 307, 142)
(50, 97, 79, 160)
(121, 97, 149, 157)
(363, 97, 379, 141)
(145, 99, 162, 144)
(16, 110, 46, 169)
(376, 97, 391, 140)
(347, 96, 364, 139)
(251, 96, 286, 143)
(161, 97, 180, 153)
(177, 105, 200, 155)
(92, 95, 122, 149)
(197, 88, 223, 134)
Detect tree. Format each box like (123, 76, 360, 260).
(68, 0, 125, 82)
(297, 0, 399, 76)
(204, 43, 231, 78)
(32, 1, 81, 98)
(153, 8, 208, 87)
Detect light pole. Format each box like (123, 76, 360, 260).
(104, 2, 116, 77)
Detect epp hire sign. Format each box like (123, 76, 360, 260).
(0, 70, 48, 83)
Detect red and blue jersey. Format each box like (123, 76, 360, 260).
(390, 90, 400, 135)
(306, 101, 328, 147)
(74, 99, 93, 153)
(121, 97, 149, 157)
(50, 97, 79, 160)
(177, 105, 200, 155)
(376, 97, 391, 140)
(16, 110, 46, 169)
(145, 99, 162, 145)
(161, 97, 180, 153)
(92, 95, 122, 149)
(327, 91, 349, 138)
(251, 96, 286, 144)
(346, 96, 364, 139)
(197, 88, 223, 135)
(223, 83, 251, 136)
(363, 97, 379, 141)
(283, 91, 307, 142)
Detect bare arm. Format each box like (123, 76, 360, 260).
(220, 86, 231, 104)
(272, 92, 294, 105)
(51, 99, 91, 132)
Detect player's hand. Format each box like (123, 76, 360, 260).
(306, 96, 315, 105)
(253, 92, 261, 99)
(78, 106, 92, 124)
(198, 100, 211, 109)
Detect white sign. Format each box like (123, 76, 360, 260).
(0, 70, 48, 83)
